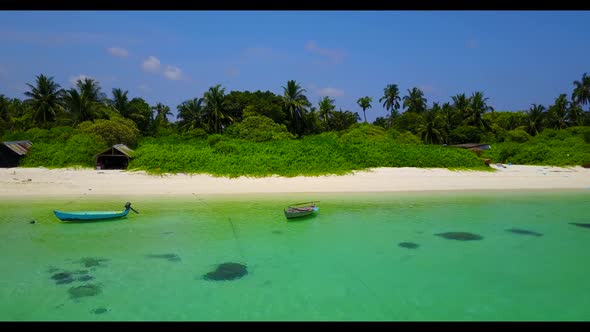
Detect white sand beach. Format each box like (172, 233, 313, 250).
(1, 165, 589, 198)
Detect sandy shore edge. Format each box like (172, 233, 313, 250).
(1, 165, 589, 198)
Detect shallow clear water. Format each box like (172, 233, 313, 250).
(1, 190, 589, 321)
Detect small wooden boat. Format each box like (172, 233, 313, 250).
(53, 202, 139, 222)
(284, 201, 319, 219)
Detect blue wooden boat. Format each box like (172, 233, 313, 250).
(284, 201, 319, 219)
(53, 202, 139, 222)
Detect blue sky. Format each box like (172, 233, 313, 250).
(0, 11, 589, 122)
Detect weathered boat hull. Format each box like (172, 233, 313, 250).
(284, 206, 319, 219)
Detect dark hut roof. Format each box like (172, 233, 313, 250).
(97, 144, 134, 158)
(448, 143, 490, 149)
(1, 140, 32, 156)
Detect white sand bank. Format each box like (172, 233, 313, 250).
(1, 165, 589, 198)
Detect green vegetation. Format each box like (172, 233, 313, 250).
(78, 118, 140, 147)
(20, 133, 107, 168)
(1, 72, 589, 175)
(129, 126, 486, 177)
(482, 127, 590, 166)
(225, 115, 294, 142)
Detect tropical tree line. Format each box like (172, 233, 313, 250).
(372, 73, 590, 144)
(1, 73, 589, 145)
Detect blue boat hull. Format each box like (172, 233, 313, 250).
(53, 209, 130, 221)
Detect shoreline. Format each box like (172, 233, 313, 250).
(1, 165, 589, 198)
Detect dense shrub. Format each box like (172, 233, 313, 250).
(505, 129, 531, 143)
(180, 128, 208, 140)
(394, 132, 423, 145)
(449, 126, 483, 144)
(2, 126, 74, 143)
(393, 112, 424, 134)
(78, 119, 140, 148)
(386, 128, 402, 140)
(224, 116, 294, 142)
(338, 123, 387, 144)
(129, 135, 486, 177)
(483, 128, 590, 166)
(20, 133, 108, 168)
(207, 134, 228, 146)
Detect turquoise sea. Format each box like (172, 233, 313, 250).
(1, 190, 589, 321)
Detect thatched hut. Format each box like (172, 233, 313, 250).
(95, 144, 134, 170)
(448, 143, 491, 156)
(0, 140, 32, 168)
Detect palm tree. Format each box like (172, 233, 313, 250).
(329, 108, 360, 131)
(402, 87, 427, 114)
(63, 78, 107, 125)
(464, 91, 493, 129)
(281, 80, 310, 136)
(379, 84, 401, 127)
(572, 73, 590, 108)
(152, 103, 172, 128)
(416, 105, 444, 144)
(526, 104, 545, 136)
(451, 93, 471, 122)
(439, 102, 458, 143)
(567, 103, 585, 127)
(110, 88, 131, 117)
(305, 106, 321, 135)
(547, 94, 569, 129)
(62, 89, 84, 125)
(0, 95, 10, 132)
(0, 95, 9, 122)
(177, 98, 205, 132)
(128, 98, 152, 135)
(318, 96, 335, 130)
(203, 84, 233, 134)
(356, 96, 373, 123)
(24, 74, 64, 127)
(9, 98, 26, 116)
(62, 90, 96, 125)
(77, 78, 106, 103)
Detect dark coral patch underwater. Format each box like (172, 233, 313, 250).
(68, 284, 102, 299)
(398, 242, 420, 249)
(203, 262, 248, 281)
(78, 257, 109, 268)
(91, 307, 109, 315)
(435, 232, 483, 241)
(146, 253, 181, 262)
(506, 228, 543, 236)
(51, 272, 75, 285)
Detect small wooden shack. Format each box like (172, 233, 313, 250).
(448, 143, 491, 152)
(0, 140, 32, 168)
(95, 144, 134, 170)
(448, 143, 491, 156)
(448, 143, 492, 165)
